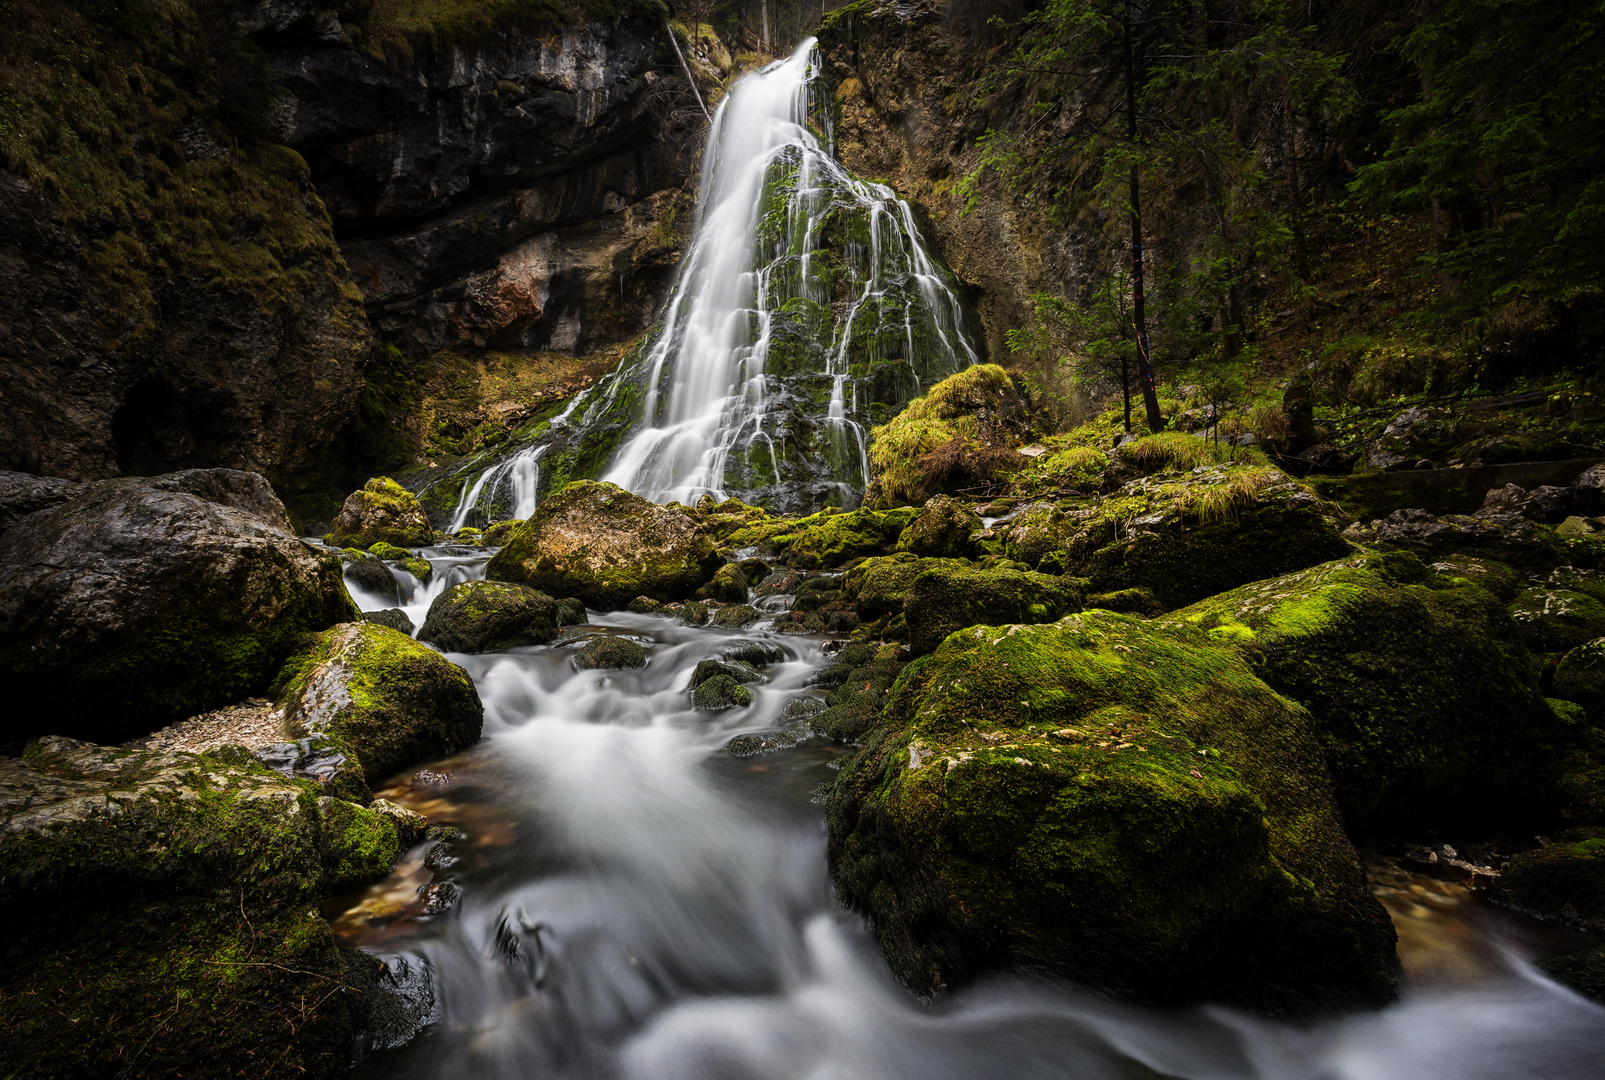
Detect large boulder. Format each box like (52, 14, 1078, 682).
(784, 506, 918, 570)
(1053, 465, 1353, 610)
(895, 495, 982, 558)
(324, 477, 433, 548)
(843, 554, 972, 623)
(0, 470, 355, 747)
(277, 622, 483, 797)
(1491, 829, 1605, 933)
(1342, 508, 1557, 569)
(487, 481, 721, 609)
(826, 611, 1397, 1013)
(1174, 551, 1565, 827)
(0, 737, 398, 1076)
(418, 580, 561, 652)
(903, 565, 1081, 655)
(0, 470, 86, 535)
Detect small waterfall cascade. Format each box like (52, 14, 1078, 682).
(446, 445, 544, 532)
(421, 37, 976, 522)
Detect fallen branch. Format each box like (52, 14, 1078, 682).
(666, 24, 711, 123)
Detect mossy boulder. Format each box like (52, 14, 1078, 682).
(1086, 587, 1162, 617)
(487, 481, 720, 609)
(1509, 569, 1605, 653)
(278, 622, 483, 795)
(1556, 639, 1605, 725)
(699, 562, 751, 602)
(324, 477, 433, 548)
(1540, 946, 1605, 1004)
(903, 566, 1082, 655)
(362, 608, 415, 635)
(895, 495, 983, 558)
(400, 557, 434, 584)
(782, 506, 918, 569)
(1490, 829, 1605, 933)
(0, 471, 357, 747)
(345, 554, 401, 605)
(1001, 501, 1069, 568)
(1056, 465, 1353, 610)
(692, 674, 753, 710)
(690, 658, 759, 688)
(826, 611, 1397, 1013)
(1173, 551, 1564, 827)
(482, 518, 523, 547)
(711, 603, 762, 628)
(844, 553, 972, 622)
(368, 541, 413, 560)
(418, 581, 561, 652)
(574, 636, 648, 670)
(0, 736, 396, 1076)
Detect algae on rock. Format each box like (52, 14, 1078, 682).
(325, 477, 434, 548)
(419, 580, 565, 652)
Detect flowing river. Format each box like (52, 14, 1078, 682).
(334, 547, 1605, 1080)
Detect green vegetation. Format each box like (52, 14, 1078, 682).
(356, 0, 670, 63)
(866, 364, 1031, 507)
(417, 580, 564, 652)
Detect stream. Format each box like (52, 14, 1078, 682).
(335, 547, 1605, 1079)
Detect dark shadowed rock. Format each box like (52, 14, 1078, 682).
(346, 554, 402, 605)
(362, 608, 415, 635)
(419, 581, 560, 652)
(0, 471, 355, 746)
(0, 470, 85, 535)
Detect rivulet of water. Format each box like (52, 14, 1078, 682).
(334, 554, 1605, 1080)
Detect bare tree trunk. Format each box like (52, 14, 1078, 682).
(1123, 3, 1165, 434)
(666, 23, 711, 123)
(762, 0, 770, 52)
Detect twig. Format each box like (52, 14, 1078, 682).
(201, 960, 352, 988)
(666, 23, 711, 123)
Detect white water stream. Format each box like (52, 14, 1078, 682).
(335, 553, 1605, 1079)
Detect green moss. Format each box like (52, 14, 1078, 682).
(325, 477, 434, 548)
(1491, 827, 1605, 932)
(1173, 552, 1565, 827)
(825, 612, 1397, 1012)
(786, 506, 917, 569)
(903, 565, 1082, 655)
(318, 796, 402, 892)
(867, 365, 1027, 507)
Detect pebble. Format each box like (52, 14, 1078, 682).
(127, 699, 284, 754)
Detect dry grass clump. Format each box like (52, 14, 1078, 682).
(1124, 432, 1270, 472)
(1193, 467, 1290, 523)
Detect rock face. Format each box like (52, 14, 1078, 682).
(1177, 551, 1565, 827)
(419, 580, 563, 652)
(0, 470, 355, 746)
(0, 470, 86, 535)
(826, 611, 1398, 1013)
(487, 481, 721, 608)
(325, 477, 434, 547)
(278, 622, 483, 794)
(0, 736, 397, 1077)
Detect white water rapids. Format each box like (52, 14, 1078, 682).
(336, 550, 1605, 1080)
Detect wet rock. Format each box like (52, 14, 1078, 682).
(1343, 508, 1554, 568)
(1572, 462, 1605, 516)
(711, 604, 761, 628)
(0, 470, 85, 536)
(690, 658, 759, 688)
(628, 595, 664, 613)
(1556, 638, 1605, 726)
(574, 636, 647, 670)
(487, 481, 720, 609)
(904, 566, 1081, 656)
(279, 622, 483, 798)
(325, 477, 433, 548)
(346, 554, 402, 604)
(1491, 829, 1605, 933)
(679, 600, 711, 626)
(419, 580, 561, 652)
(369, 798, 428, 847)
(1509, 571, 1605, 653)
(401, 556, 434, 584)
(1539, 945, 1605, 1004)
(769, 610, 825, 634)
(692, 674, 753, 710)
(0, 737, 388, 1075)
(0, 470, 355, 746)
(725, 731, 801, 756)
(720, 638, 788, 666)
(556, 597, 587, 626)
(341, 950, 439, 1056)
(781, 696, 828, 726)
(1062, 465, 1352, 610)
(418, 880, 461, 915)
(895, 495, 983, 559)
(362, 608, 415, 635)
(826, 612, 1398, 1013)
(1176, 550, 1565, 827)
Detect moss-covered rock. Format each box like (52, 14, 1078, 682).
(1173, 551, 1564, 827)
(717, 638, 789, 666)
(1001, 501, 1069, 569)
(700, 563, 751, 602)
(418, 580, 560, 652)
(1540, 945, 1605, 1004)
(346, 554, 402, 604)
(783, 506, 918, 569)
(0, 737, 394, 1076)
(895, 495, 983, 558)
(826, 611, 1397, 1013)
(1556, 639, 1605, 725)
(1056, 465, 1353, 610)
(628, 595, 665, 614)
(575, 636, 648, 670)
(1426, 555, 1524, 602)
(903, 566, 1082, 655)
(325, 478, 433, 548)
(711, 603, 762, 628)
(401, 557, 434, 584)
(483, 518, 523, 547)
(487, 481, 720, 609)
(1490, 829, 1605, 932)
(278, 623, 483, 795)
(690, 658, 759, 688)
(692, 674, 753, 710)
(1085, 587, 1162, 616)
(368, 541, 413, 561)
(1343, 508, 1559, 571)
(844, 553, 972, 622)
(1509, 574, 1605, 653)
(0, 471, 357, 747)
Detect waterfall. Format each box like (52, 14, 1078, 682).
(446, 444, 545, 532)
(423, 37, 976, 524)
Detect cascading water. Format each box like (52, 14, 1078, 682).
(446, 446, 544, 533)
(335, 554, 1605, 1080)
(421, 38, 976, 522)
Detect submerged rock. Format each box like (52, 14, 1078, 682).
(0, 469, 355, 746)
(487, 481, 720, 609)
(574, 636, 648, 670)
(325, 477, 434, 548)
(0, 736, 396, 1076)
(419, 580, 561, 652)
(341, 950, 440, 1056)
(826, 612, 1398, 1014)
(278, 622, 483, 798)
(1175, 551, 1565, 827)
